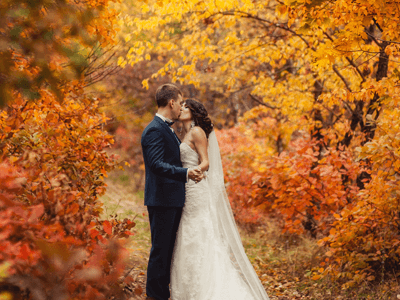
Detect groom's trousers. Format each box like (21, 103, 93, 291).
(146, 206, 182, 300)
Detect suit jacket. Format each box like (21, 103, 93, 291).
(141, 116, 187, 207)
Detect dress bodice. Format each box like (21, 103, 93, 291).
(180, 143, 199, 168)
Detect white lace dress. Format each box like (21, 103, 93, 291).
(170, 142, 255, 300)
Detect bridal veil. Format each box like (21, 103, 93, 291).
(207, 131, 270, 300)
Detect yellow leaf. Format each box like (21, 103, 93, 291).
(142, 79, 149, 90)
(312, 274, 322, 280)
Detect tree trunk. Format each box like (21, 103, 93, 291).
(355, 41, 389, 189)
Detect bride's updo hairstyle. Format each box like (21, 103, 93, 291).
(185, 99, 214, 138)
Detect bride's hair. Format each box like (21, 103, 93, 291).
(185, 99, 214, 138)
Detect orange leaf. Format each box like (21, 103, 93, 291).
(103, 220, 112, 235)
(134, 286, 143, 295)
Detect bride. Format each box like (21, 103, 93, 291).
(171, 99, 270, 300)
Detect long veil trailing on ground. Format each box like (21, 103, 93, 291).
(207, 131, 270, 300)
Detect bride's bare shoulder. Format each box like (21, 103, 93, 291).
(190, 126, 206, 140)
(181, 126, 205, 146)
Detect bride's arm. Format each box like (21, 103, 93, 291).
(191, 127, 209, 172)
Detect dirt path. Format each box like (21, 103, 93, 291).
(100, 178, 313, 300)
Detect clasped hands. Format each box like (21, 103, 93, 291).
(188, 166, 204, 183)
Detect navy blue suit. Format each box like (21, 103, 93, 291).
(141, 116, 187, 300)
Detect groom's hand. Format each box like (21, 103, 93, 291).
(188, 167, 203, 183)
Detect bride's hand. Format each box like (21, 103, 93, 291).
(195, 166, 205, 183)
(189, 166, 204, 183)
(196, 166, 207, 179)
(188, 166, 202, 183)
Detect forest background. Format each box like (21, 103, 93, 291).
(1, 0, 400, 299)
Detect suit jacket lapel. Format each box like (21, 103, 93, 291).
(154, 116, 181, 147)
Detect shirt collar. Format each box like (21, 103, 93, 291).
(156, 113, 173, 124)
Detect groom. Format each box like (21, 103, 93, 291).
(141, 83, 203, 300)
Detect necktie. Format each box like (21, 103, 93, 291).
(165, 120, 174, 127)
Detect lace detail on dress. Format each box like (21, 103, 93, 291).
(170, 143, 255, 300)
(179, 142, 199, 169)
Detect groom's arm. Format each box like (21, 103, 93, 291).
(142, 128, 188, 182)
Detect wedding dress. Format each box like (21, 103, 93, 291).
(171, 131, 269, 300)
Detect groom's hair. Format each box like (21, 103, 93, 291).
(155, 84, 182, 107)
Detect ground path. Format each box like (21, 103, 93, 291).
(101, 176, 381, 300)
(100, 178, 293, 300)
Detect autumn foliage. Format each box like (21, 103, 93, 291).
(2, 0, 400, 294)
(218, 124, 361, 235)
(119, 0, 400, 289)
(0, 0, 140, 298)
(0, 85, 138, 299)
(0, 0, 119, 104)
(216, 105, 400, 286)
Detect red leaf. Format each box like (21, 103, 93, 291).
(90, 229, 100, 239)
(124, 275, 134, 284)
(103, 220, 112, 235)
(19, 244, 31, 260)
(134, 286, 143, 295)
(28, 204, 44, 222)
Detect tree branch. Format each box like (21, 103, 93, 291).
(332, 65, 352, 92)
(323, 30, 366, 82)
(213, 10, 314, 50)
(249, 93, 277, 109)
(372, 18, 383, 32)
